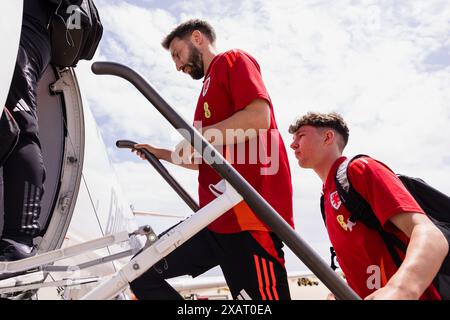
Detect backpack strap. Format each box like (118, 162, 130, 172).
(329, 247, 338, 271)
(334, 154, 407, 268)
(320, 194, 326, 225)
(335, 155, 381, 228)
(320, 195, 340, 271)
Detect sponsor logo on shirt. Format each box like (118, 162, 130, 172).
(202, 76, 211, 97)
(337, 215, 357, 232)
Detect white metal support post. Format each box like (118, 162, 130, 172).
(81, 180, 243, 300)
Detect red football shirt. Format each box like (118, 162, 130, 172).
(193, 49, 294, 233)
(323, 156, 441, 299)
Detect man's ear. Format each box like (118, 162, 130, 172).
(191, 30, 203, 46)
(323, 129, 335, 145)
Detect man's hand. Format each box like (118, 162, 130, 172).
(364, 283, 418, 300)
(326, 292, 336, 300)
(131, 144, 170, 161)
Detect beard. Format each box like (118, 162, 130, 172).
(184, 43, 205, 80)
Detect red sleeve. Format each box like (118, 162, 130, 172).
(226, 50, 270, 112)
(348, 157, 425, 228)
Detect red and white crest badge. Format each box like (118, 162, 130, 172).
(330, 191, 342, 210)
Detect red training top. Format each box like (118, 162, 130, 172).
(323, 156, 441, 299)
(193, 49, 294, 233)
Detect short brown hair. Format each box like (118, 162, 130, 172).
(162, 19, 216, 49)
(289, 112, 349, 148)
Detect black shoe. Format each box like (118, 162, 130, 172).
(0, 239, 35, 262)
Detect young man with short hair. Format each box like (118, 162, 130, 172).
(130, 19, 294, 300)
(289, 112, 448, 299)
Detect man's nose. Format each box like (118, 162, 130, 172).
(173, 57, 183, 72)
(290, 141, 297, 150)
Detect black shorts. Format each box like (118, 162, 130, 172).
(130, 228, 291, 300)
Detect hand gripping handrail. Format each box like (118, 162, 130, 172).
(91, 61, 360, 300)
(116, 139, 199, 212)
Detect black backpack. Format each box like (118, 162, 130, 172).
(320, 154, 450, 299)
(47, 0, 103, 67)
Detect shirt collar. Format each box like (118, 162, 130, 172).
(203, 53, 221, 82)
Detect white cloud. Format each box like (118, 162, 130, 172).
(76, 0, 450, 274)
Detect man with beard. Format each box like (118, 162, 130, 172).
(129, 19, 294, 300)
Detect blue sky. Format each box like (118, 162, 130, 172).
(75, 0, 450, 275)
